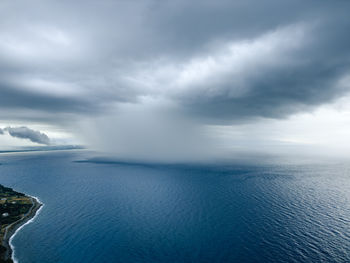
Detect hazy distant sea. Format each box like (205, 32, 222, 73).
(0, 151, 349, 263)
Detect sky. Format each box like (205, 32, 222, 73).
(1, 0, 350, 161)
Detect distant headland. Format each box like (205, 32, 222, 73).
(0, 185, 42, 263)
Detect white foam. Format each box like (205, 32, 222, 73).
(9, 196, 44, 263)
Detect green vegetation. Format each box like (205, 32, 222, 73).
(0, 185, 33, 263)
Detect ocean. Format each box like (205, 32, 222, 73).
(0, 150, 349, 263)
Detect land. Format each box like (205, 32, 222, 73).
(0, 185, 42, 263)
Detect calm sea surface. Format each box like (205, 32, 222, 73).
(0, 151, 350, 263)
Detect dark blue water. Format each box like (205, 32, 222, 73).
(0, 151, 350, 263)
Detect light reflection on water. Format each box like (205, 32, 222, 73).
(0, 151, 349, 263)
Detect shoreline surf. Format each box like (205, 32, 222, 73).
(5, 196, 43, 263)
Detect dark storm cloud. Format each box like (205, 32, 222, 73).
(3, 126, 51, 145)
(0, 84, 93, 113)
(182, 42, 350, 123)
(0, 0, 350, 124)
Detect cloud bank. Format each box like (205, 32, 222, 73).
(1, 126, 51, 145)
(1, 1, 350, 123)
(1, 0, 350, 160)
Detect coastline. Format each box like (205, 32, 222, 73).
(2, 196, 43, 263)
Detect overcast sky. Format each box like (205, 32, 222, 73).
(1, 0, 350, 161)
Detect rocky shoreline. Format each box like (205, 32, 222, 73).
(1, 197, 42, 263)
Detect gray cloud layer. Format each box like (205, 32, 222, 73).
(0, 0, 350, 125)
(1, 0, 350, 161)
(1, 127, 51, 145)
